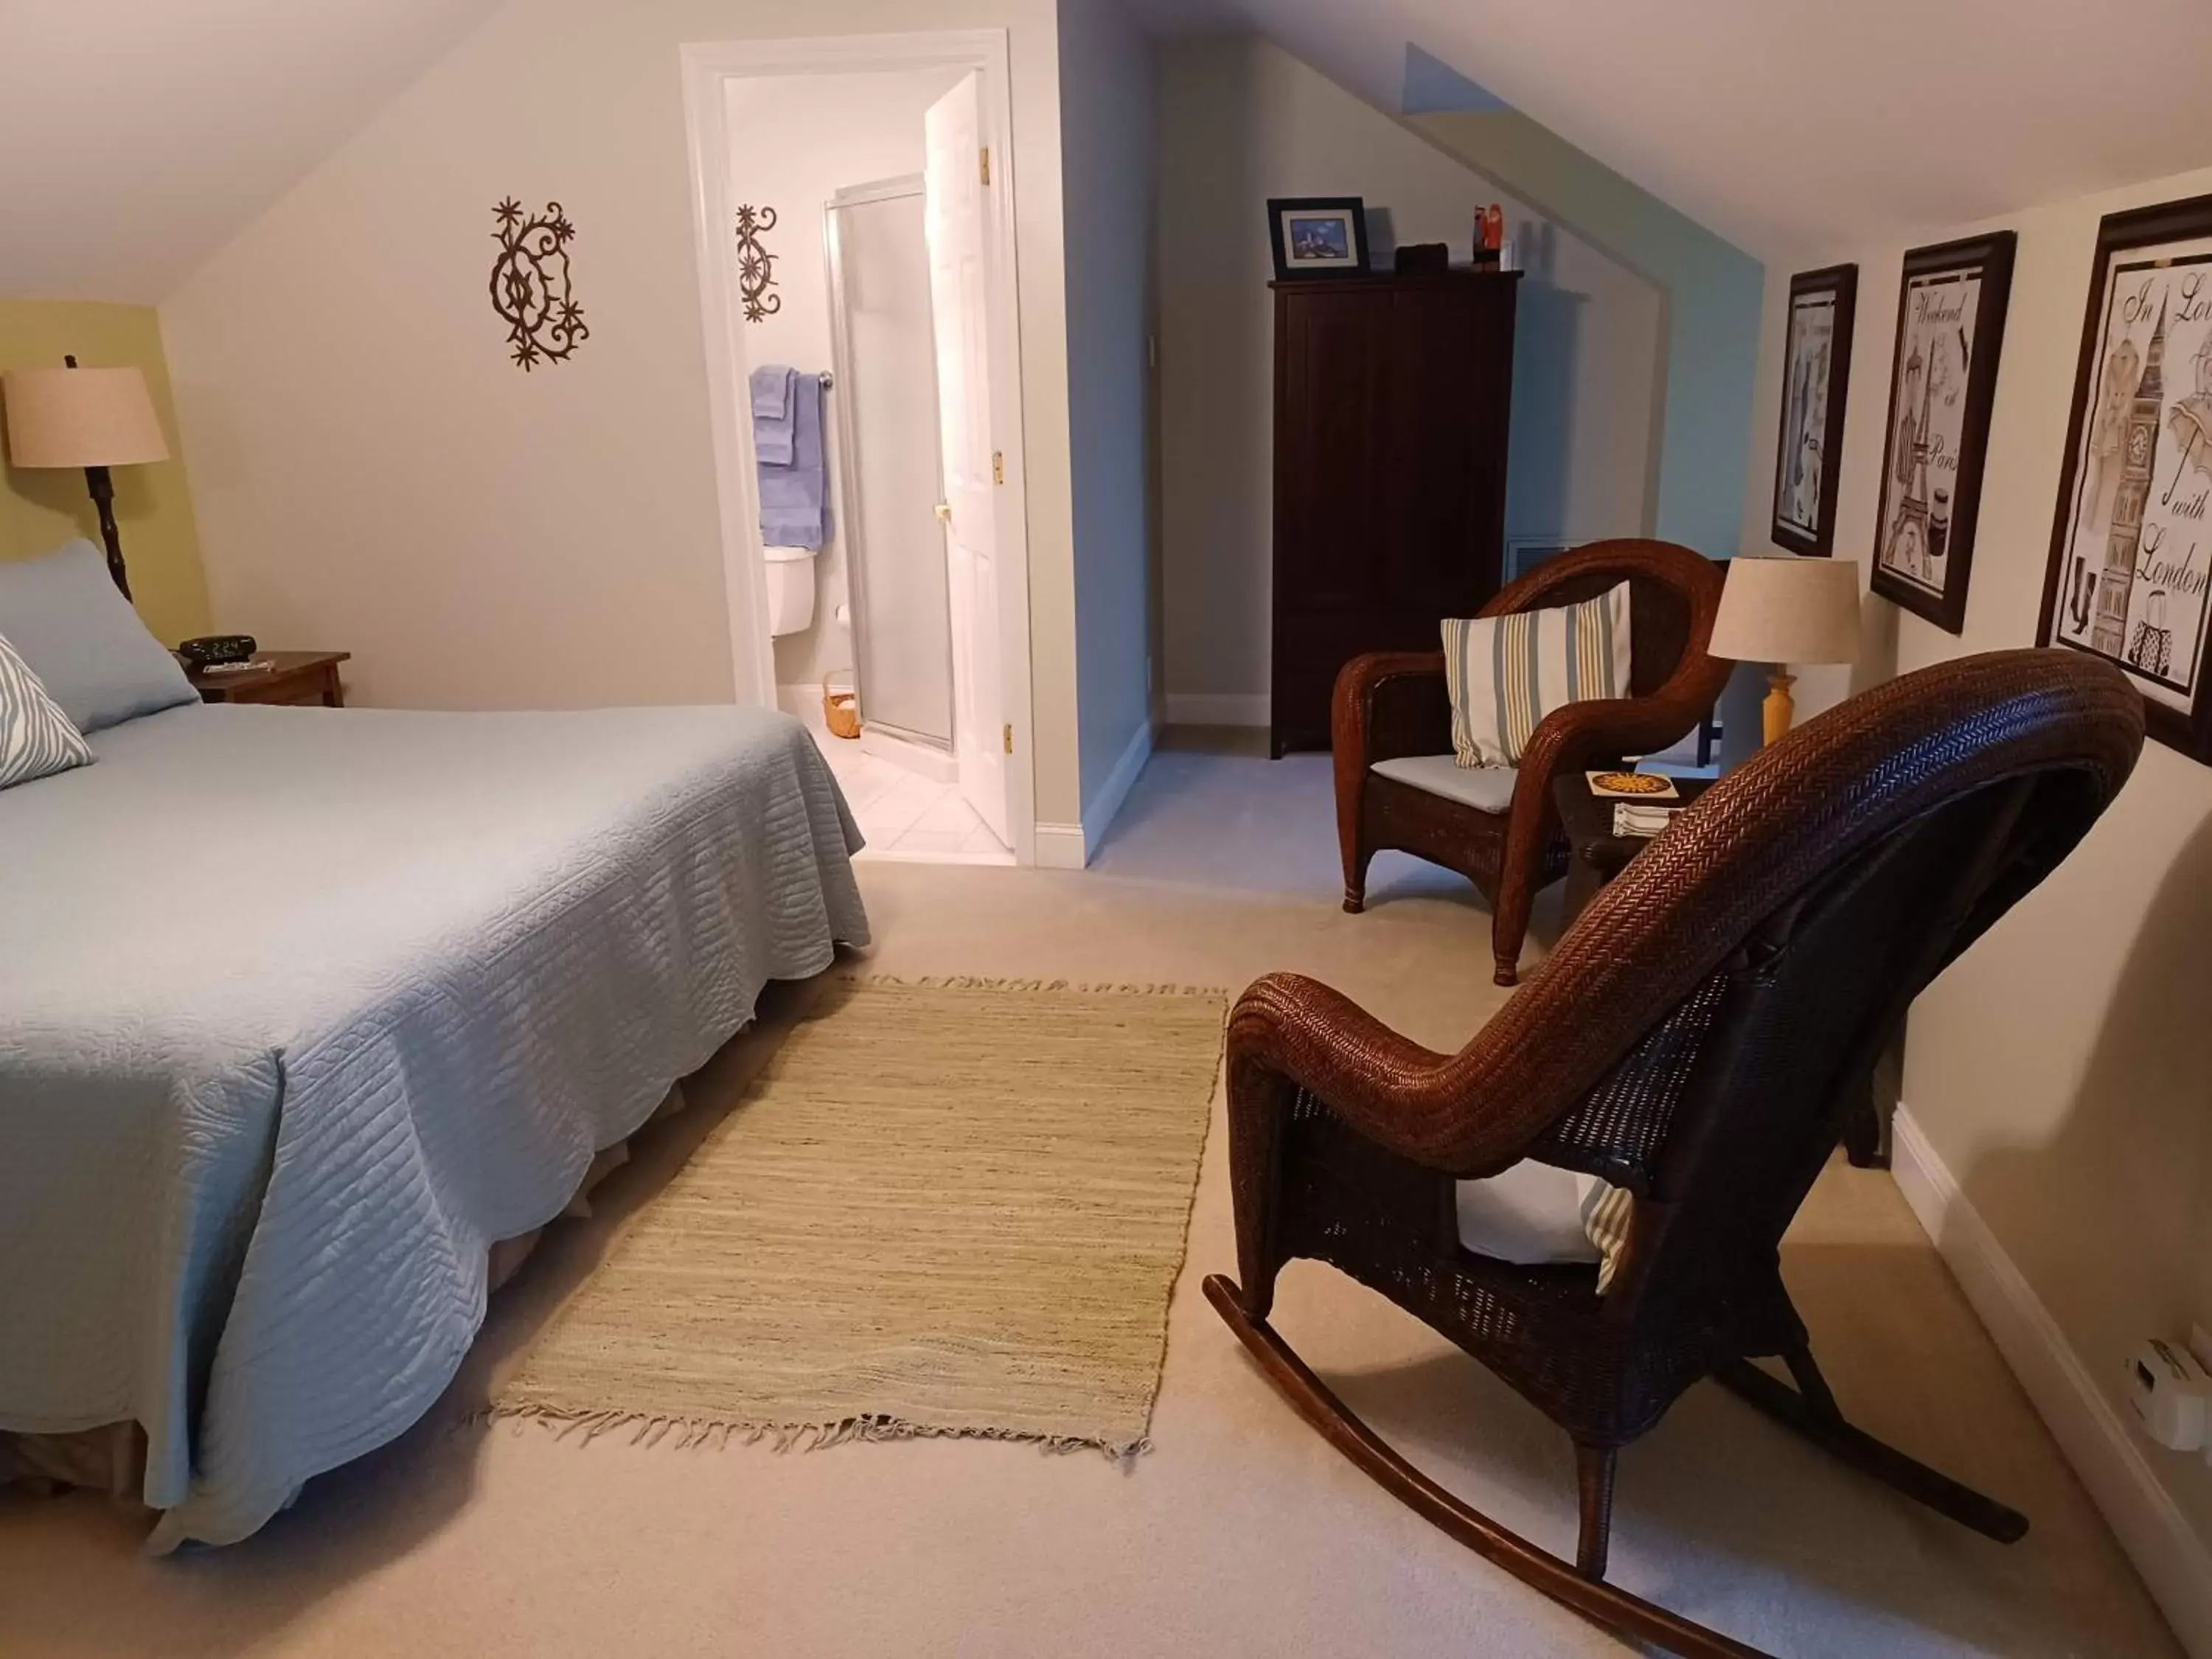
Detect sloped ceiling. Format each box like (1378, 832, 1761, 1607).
(4, 0, 2209, 301)
(0, 0, 501, 302)
(1132, 0, 2212, 257)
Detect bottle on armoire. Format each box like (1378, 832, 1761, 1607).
(1268, 269, 1519, 757)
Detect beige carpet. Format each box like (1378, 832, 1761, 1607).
(0, 793, 2181, 1658)
(495, 978, 1225, 1456)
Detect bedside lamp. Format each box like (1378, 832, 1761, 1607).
(1709, 554, 1862, 745)
(1, 356, 170, 600)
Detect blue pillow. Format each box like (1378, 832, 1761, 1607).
(0, 540, 198, 732)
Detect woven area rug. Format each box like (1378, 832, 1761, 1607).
(495, 977, 1225, 1455)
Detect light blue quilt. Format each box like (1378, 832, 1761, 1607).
(0, 700, 869, 1548)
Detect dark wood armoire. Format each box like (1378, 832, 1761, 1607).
(1270, 271, 1519, 756)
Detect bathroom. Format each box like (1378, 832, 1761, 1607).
(726, 60, 1017, 863)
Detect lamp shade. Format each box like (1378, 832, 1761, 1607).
(2, 365, 169, 469)
(1709, 554, 1862, 666)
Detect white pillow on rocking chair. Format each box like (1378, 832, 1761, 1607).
(1455, 1161, 1633, 1293)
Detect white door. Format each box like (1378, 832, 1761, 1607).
(923, 71, 1009, 844)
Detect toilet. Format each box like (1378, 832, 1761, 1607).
(763, 545, 817, 636)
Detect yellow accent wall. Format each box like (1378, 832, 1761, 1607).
(0, 300, 209, 644)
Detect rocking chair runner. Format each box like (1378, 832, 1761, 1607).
(1211, 650, 2144, 1659)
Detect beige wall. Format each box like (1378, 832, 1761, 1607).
(1155, 38, 1662, 718)
(161, 0, 1086, 827)
(0, 300, 209, 644)
(1736, 163, 2212, 1545)
(1408, 104, 1764, 564)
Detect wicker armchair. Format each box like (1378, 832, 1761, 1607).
(1334, 538, 1731, 987)
(1214, 650, 2143, 1659)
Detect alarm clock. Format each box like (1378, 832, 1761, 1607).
(177, 634, 258, 669)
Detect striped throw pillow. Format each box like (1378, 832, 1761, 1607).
(0, 630, 94, 791)
(1580, 1179, 1633, 1294)
(1442, 582, 1634, 768)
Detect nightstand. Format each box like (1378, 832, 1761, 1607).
(187, 650, 350, 708)
(1552, 772, 1715, 926)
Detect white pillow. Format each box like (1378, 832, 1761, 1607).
(1453, 1161, 1600, 1266)
(1455, 1162, 1633, 1293)
(0, 631, 94, 790)
(1441, 581, 1633, 768)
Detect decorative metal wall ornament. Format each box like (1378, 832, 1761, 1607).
(490, 198, 589, 370)
(734, 204, 781, 322)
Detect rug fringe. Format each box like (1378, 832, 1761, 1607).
(470, 1403, 1149, 1461)
(839, 973, 1231, 1000)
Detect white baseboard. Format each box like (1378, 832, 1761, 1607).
(1080, 718, 1155, 855)
(1030, 718, 1158, 872)
(1165, 692, 1267, 728)
(1032, 822, 1087, 869)
(1891, 1105, 2212, 1657)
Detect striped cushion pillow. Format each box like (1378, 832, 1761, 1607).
(1441, 582, 1633, 768)
(0, 630, 94, 791)
(1580, 1178, 1633, 1294)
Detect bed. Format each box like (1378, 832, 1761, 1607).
(0, 685, 869, 1551)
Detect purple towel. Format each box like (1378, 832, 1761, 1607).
(758, 372, 828, 550)
(750, 364, 797, 466)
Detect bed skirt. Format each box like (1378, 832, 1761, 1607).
(0, 1081, 694, 1520)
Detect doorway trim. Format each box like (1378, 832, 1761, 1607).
(678, 29, 1038, 866)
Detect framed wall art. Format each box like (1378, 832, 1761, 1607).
(1770, 263, 1857, 555)
(1870, 232, 2015, 633)
(2039, 192, 2212, 764)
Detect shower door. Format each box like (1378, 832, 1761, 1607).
(825, 178, 954, 751)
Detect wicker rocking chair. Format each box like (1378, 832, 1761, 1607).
(1209, 650, 2143, 1659)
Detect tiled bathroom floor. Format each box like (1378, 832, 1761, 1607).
(808, 731, 1012, 863)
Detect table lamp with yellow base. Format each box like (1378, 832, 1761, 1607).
(1709, 554, 1862, 745)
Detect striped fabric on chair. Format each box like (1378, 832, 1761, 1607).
(1443, 581, 1633, 769)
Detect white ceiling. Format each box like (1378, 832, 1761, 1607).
(0, 0, 501, 302)
(4, 0, 2209, 301)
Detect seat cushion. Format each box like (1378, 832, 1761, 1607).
(1371, 752, 1519, 814)
(1442, 580, 1633, 766)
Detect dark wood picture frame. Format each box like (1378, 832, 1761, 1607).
(1770, 264, 1858, 555)
(1266, 196, 1370, 282)
(1869, 232, 2016, 634)
(2038, 192, 2212, 765)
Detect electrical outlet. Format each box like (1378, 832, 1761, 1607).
(2188, 1327, 2212, 1467)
